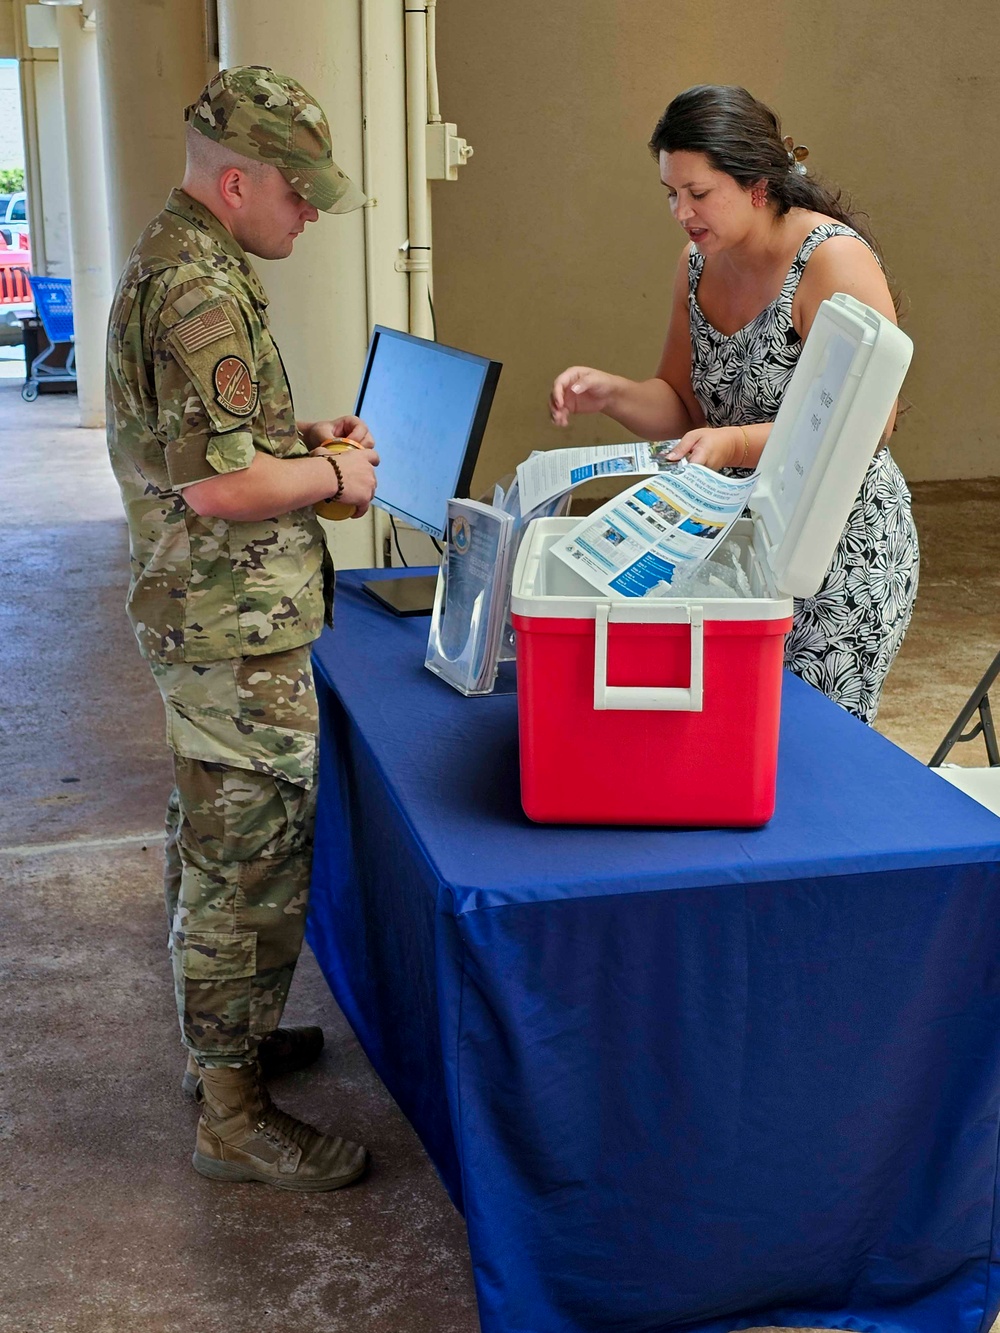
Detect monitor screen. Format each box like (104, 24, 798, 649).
(353, 326, 502, 539)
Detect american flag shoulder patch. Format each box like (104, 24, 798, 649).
(173, 304, 235, 354)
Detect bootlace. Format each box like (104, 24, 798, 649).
(255, 1105, 325, 1154)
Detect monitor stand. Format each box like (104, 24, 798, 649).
(362, 573, 437, 617)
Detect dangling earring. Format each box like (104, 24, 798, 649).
(752, 187, 768, 208)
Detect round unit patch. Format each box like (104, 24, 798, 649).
(214, 357, 259, 416)
(451, 514, 472, 554)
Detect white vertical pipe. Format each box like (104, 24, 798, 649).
(361, 0, 410, 567)
(203, 0, 220, 81)
(404, 3, 433, 338)
(56, 7, 112, 427)
(360, 0, 377, 343)
(425, 0, 441, 124)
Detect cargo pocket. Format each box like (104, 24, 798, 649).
(176, 929, 257, 1054)
(182, 930, 256, 979)
(152, 653, 318, 791)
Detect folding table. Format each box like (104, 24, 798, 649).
(307, 569, 1000, 1333)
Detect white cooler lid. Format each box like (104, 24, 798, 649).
(750, 293, 913, 599)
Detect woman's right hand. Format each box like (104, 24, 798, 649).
(549, 366, 624, 426)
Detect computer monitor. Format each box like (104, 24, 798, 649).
(355, 325, 502, 539)
(353, 325, 501, 615)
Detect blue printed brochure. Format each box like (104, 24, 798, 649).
(515, 443, 657, 514)
(551, 458, 758, 598)
(425, 499, 515, 696)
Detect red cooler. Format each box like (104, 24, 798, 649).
(510, 294, 914, 827)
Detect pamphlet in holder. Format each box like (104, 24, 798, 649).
(424, 499, 515, 696)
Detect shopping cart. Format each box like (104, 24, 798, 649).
(21, 274, 76, 402)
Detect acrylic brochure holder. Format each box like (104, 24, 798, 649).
(424, 499, 515, 697)
(424, 483, 572, 697)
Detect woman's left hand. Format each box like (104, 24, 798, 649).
(665, 426, 744, 470)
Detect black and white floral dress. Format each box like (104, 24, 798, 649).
(688, 223, 919, 723)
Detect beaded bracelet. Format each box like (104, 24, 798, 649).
(317, 452, 345, 502)
(313, 436, 364, 503)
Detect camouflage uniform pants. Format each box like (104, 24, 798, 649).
(153, 645, 318, 1067)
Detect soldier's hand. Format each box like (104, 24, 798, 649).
(309, 416, 375, 451)
(326, 447, 380, 518)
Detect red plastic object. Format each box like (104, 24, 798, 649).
(0, 254, 32, 303)
(512, 610, 793, 827)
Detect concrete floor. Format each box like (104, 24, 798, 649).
(1, 373, 998, 1333)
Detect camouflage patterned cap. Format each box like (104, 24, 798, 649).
(185, 65, 366, 214)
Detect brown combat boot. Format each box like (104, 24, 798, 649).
(192, 1062, 369, 1191)
(181, 1025, 324, 1099)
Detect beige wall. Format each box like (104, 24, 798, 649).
(0, 1, 15, 59)
(434, 0, 999, 488)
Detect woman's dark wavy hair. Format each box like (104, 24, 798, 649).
(648, 84, 885, 264)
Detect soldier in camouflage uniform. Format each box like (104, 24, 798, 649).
(106, 66, 379, 1191)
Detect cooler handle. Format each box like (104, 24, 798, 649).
(593, 601, 704, 712)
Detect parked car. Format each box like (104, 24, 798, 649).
(0, 193, 30, 245)
(1, 192, 27, 224)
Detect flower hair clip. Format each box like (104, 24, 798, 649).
(782, 135, 810, 175)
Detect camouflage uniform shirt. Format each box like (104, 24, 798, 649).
(106, 187, 333, 664)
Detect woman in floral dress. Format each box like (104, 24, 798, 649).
(549, 85, 918, 724)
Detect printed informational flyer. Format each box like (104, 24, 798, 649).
(515, 443, 657, 515)
(551, 462, 759, 597)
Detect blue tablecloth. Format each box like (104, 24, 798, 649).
(307, 569, 1000, 1333)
